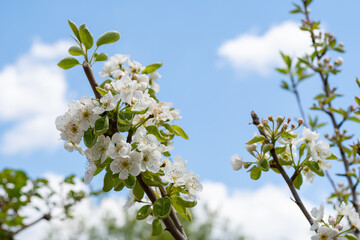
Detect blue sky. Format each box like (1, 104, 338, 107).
(1, 0, 360, 205)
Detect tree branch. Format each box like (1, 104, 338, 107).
(82, 62, 187, 240)
(251, 111, 313, 226)
(12, 213, 51, 237)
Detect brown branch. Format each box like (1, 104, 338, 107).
(302, 0, 359, 215)
(12, 213, 51, 237)
(251, 111, 313, 226)
(82, 63, 187, 240)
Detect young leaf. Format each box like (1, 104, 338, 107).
(152, 219, 163, 236)
(57, 57, 80, 70)
(142, 62, 163, 74)
(344, 234, 358, 240)
(95, 53, 108, 62)
(102, 171, 114, 192)
(79, 24, 94, 50)
(293, 173, 303, 190)
(247, 135, 266, 144)
(83, 128, 98, 148)
(133, 180, 144, 201)
(259, 159, 269, 171)
(96, 31, 120, 47)
(171, 125, 189, 140)
(136, 205, 152, 220)
(250, 166, 261, 180)
(68, 20, 81, 41)
(94, 116, 109, 135)
(68, 46, 83, 56)
(153, 197, 171, 219)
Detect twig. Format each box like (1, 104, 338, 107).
(82, 62, 187, 240)
(12, 213, 51, 237)
(251, 111, 313, 226)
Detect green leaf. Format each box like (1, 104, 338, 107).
(356, 78, 360, 88)
(118, 111, 133, 124)
(276, 68, 288, 74)
(349, 116, 360, 123)
(152, 219, 163, 236)
(117, 122, 132, 132)
(148, 88, 159, 102)
(57, 57, 80, 70)
(146, 126, 166, 142)
(68, 20, 80, 41)
(94, 116, 109, 135)
(142, 62, 163, 74)
(95, 53, 108, 62)
(153, 197, 171, 219)
(136, 205, 152, 220)
(327, 153, 337, 160)
(281, 132, 297, 139)
(130, 107, 148, 114)
(173, 196, 197, 208)
(102, 171, 114, 192)
(299, 143, 307, 159)
(280, 52, 292, 68)
(275, 145, 286, 154)
(96, 31, 120, 47)
(306, 161, 324, 176)
(280, 80, 290, 90)
(171, 197, 194, 221)
(133, 180, 144, 201)
(344, 234, 358, 240)
(114, 181, 124, 191)
(355, 96, 360, 105)
(171, 125, 189, 140)
(83, 128, 98, 148)
(95, 87, 108, 96)
(262, 143, 273, 153)
(247, 135, 266, 144)
(293, 173, 303, 190)
(68, 46, 83, 56)
(124, 174, 136, 188)
(79, 24, 94, 49)
(250, 166, 261, 180)
(259, 159, 269, 171)
(142, 172, 164, 187)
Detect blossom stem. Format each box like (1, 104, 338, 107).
(82, 63, 188, 240)
(251, 111, 313, 226)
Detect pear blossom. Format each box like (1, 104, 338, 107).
(185, 171, 203, 200)
(112, 76, 137, 103)
(311, 226, 338, 240)
(110, 151, 143, 179)
(92, 91, 121, 114)
(162, 156, 188, 186)
(231, 154, 243, 171)
(140, 149, 161, 173)
(107, 133, 131, 159)
(84, 162, 97, 184)
(55, 113, 83, 144)
(303, 127, 320, 142)
(310, 203, 324, 231)
(85, 135, 111, 163)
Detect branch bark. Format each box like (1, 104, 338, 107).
(82, 62, 187, 240)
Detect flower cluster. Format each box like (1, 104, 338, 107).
(231, 116, 334, 186)
(56, 54, 202, 205)
(310, 202, 360, 239)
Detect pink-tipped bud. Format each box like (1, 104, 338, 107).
(104, 83, 111, 91)
(268, 115, 273, 121)
(287, 117, 291, 123)
(262, 119, 268, 125)
(317, 60, 322, 66)
(324, 57, 331, 63)
(335, 224, 343, 231)
(338, 182, 343, 187)
(350, 105, 356, 111)
(291, 123, 296, 129)
(328, 217, 336, 226)
(283, 123, 289, 129)
(298, 118, 304, 125)
(328, 63, 334, 69)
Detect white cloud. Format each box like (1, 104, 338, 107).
(217, 21, 312, 75)
(17, 178, 317, 240)
(0, 40, 71, 154)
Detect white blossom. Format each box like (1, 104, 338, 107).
(85, 135, 111, 163)
(231, 154, 243, 171)
(107, 132, 130, 159)
(110, 151, 143, 179)
(92, 91, 121, 114)
(185, 171, 203, 200)
(162, 156, 188, 186)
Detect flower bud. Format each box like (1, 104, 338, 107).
(268, 115, 273, 121)
(262, 118, 268, 125)
(335, 224, 343, 231)
(328, 63, 334, 69)
(276, 116, 284, 126)
(334, 57, 343, 66)
(324, 57, 331, 63)
(317, 60, 322, 66)
(246, 144, 257, 153)
(104, 83, 111, 91)
(338, 182, 343, 187)
(231, 154, 243, 171)
(283, 123, 289, 129)
(328, 217, 336, 226)
(291, 123, 296, 129)
(287, 117, 291, 123)
(298, 118, 304, 125)
(350, 105, 356, 111)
